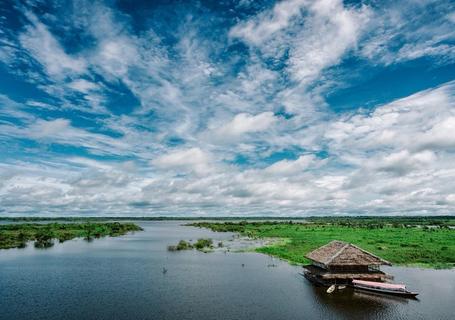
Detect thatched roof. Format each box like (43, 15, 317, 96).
(306, 240, 391, 266)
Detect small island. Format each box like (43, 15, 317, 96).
(0, 222, 143, 249)
(168, 238, 219, 252)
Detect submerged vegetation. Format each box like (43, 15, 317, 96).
(168, 240, 193, 251)
(0, 222, 143, 249)
(194, 238, 213, 250)
(190, 219, 455, 269)
(168, 238, 214, 252)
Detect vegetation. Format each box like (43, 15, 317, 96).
(168, 240, 193, 251)
(189, 221, 455, 269)
(0, 222, 143, 249)
(194, 238, 213, 250)
(168, 238, 213, 252)
(1, 216, 454, 226)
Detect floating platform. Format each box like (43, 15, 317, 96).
(302, 264, 393, 286)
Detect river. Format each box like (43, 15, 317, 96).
(0, 221, 453, 320)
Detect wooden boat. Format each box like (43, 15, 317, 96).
(326, 285, 336, 293)
(352, 280, 418, 298)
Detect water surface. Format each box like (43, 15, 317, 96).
(0, 221, 453, 320)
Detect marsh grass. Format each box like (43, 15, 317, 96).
(190, 221, 455, 269)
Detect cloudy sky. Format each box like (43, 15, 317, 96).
(0, 0, 454, 216)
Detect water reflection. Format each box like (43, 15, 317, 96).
(311, 285, 411, 319)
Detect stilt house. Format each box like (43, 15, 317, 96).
(303, 240, 393, 286)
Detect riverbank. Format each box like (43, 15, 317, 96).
(189, 221, 455, 269)
(0, 222, 143, 249)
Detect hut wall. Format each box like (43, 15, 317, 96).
(328, 265, 370, 273)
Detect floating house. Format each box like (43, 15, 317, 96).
(303, 240, 393, 286)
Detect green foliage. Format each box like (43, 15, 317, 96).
(34, 227, 55, 248)
(194, 238, 213, 250)
(190, 220, 455, 269)
(0, 222, 143, 250)
(168, 238, 213, 252)
(168, 240, 193, 251)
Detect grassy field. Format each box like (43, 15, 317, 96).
(190, 220, 455, 269)
(0, 222, 142, 249)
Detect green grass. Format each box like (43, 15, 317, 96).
(190, 221, 455, 269)
(0, 222, 143, 249)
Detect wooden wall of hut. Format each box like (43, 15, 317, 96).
(328, 265, 372, 272)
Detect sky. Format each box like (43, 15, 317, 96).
(0, 0, 454, 217)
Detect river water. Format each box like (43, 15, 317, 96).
(0, 221, 453, 320)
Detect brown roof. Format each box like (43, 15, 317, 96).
(305, 240, 392, 266)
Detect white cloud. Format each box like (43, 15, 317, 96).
(419, 117, 455, 151)
(152, 148, 214, 175)
(377, 150, 436, 176)
(5, 82, 448, 216)
(19, 12, 86, 78)
(358, 2, 455, 65)
(325, 81, 455, 155)
(265, 155, 317, 175)
(288, 0, 371, 84)
(230, 0, 371, 84)
(229, 0, 306, 45)
(94, 38, 139, 79)
(28, 119, 72, 138)
(1, 118, 132, 157)
(215, 112, 277, 137)
(314, 175, 347, 191)
(67, 79, 99, 93)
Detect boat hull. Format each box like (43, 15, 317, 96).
(302, 273, 419, 298)
(353, 285, 419, 298)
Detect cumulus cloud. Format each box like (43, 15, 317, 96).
(419, 117, 455, 151)
(318, 82, 455, 212)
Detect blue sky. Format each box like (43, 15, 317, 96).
(0, 0, 454, 216)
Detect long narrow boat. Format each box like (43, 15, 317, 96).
(352, 279, 418, 298)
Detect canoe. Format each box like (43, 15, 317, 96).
(326, 285, 336, 293)
(352, 280, 418, 298)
